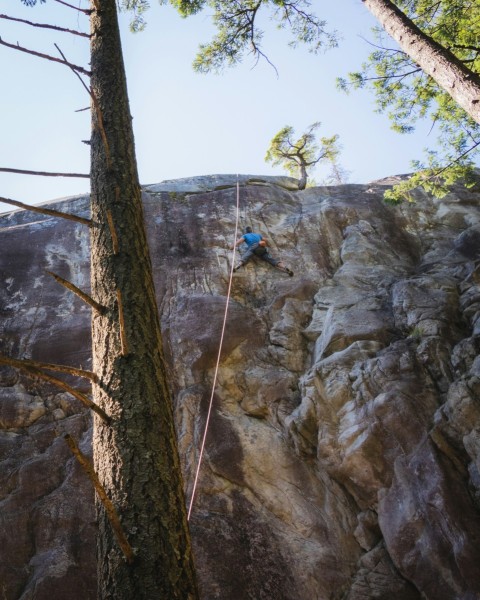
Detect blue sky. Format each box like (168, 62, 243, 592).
(1, 0, 445, 210)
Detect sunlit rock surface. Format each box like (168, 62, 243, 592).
(1, 174, 480, 599)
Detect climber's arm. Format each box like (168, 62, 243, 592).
(231, 236, 245, 249)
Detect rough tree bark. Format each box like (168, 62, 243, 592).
(89, 0, 198, 597)
(362, 0, 480, 125)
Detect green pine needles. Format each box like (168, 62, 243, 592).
(338, 0, 480, 202)
(265, 122, 341, 189)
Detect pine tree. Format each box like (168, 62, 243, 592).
(362, 0, 480, 125)
(265, 123, 341, 189)
(89, 1, 198, 597)
(339, 0, 480, 199)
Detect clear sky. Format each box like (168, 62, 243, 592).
(0, 0, 454, 211)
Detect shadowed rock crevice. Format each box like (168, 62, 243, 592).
(1, 173, 480, 599)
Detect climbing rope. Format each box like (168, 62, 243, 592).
(187, 176, 241, 521)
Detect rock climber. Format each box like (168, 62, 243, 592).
(232, 226, 294, 276)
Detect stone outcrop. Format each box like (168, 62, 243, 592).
(1, 173, 480, 599)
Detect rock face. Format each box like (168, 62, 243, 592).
(1, 174, 480, 599)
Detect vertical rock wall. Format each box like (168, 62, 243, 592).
(1, 174, 480, 598)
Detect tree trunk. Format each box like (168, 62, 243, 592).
(298, 163, 307, 190)
(362, 0, 480, 125)
(89, 1, 198, 598)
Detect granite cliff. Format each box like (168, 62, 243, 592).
(1, 173, 480, 599)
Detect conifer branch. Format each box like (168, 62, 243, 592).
(0, 14, 90, 38)
(46, 270, 107, 314)
(64, 434, 135, 563)
(0, 37, 91, 76)
(116, 290, 129, 356)
(54, 44, 112, 169)
(90, 89, 112, 169)
(0, 167, 89, 178)
(54, 0, 91, 14)
(0, 353, 97, 382)
(0, 196, 92, 227)
(55, 42, 90, 91)
(33, 369, 109, 422)
(107, 210, 119, 254)
(0, 355, 109, 423)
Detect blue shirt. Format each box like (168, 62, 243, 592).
(243, 233, 262, 247)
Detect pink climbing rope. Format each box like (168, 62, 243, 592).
(187, 176, 241, 521)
